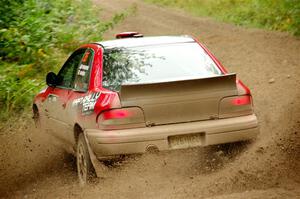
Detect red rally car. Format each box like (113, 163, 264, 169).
(33, 32, 259, 184)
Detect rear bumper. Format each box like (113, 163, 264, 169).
(86, 114, 258, 159)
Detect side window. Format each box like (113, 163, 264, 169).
(74, 49, 94, 91)
(56, 49, 86, 88)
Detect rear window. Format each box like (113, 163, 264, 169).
(102, 42, 222, 91)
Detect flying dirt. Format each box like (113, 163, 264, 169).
(0, 0, 300, 198)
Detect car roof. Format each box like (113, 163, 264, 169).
(95, 35, 195, 49)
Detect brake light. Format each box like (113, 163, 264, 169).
(116, 32, 143, 39)
(98, 107, 145, 130)
(219, 95, 253, 118)
(102, 109, 132, 120)
(231, 95, 251, 106)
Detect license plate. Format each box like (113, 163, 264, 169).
(168, 133, 204, 149)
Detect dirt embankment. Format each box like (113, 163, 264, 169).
(1, 0, 300, 198)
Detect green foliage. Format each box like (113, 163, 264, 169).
(0, 62, 42, 120)
(0, 0, 132, 121)
(145, 0, 300, 36)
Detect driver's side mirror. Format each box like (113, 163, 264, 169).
(46, 72, 57, 87)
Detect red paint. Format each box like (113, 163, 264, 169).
(237, 79, 251, 95)
(192, 35, 228, 74)
(94, 92, 120, 115)
(79, 44, 104, 91)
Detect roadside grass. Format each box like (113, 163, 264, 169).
(144, 0, 300, 36)
(0, 0, 135, 123)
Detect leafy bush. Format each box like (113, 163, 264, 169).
(145, 0, 300, 36)
(0, 62, 42, 120)
(0, 0, 133, 121)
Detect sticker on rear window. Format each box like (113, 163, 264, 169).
(82, 51, 91, 63)
(77, 64, 89, 76)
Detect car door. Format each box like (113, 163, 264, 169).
(44, 48, 86, 144)
(66, 48, 95, 126)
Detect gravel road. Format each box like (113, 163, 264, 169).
(1, 0, 300, 198)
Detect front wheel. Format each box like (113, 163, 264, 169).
(76, 133, 95, 185)
(32, 105, 41, 128)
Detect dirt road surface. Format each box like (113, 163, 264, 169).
(1, 0, 300, 198)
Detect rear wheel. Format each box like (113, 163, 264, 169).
(76, 133, 95, 185)
(216, 140, 252, 157)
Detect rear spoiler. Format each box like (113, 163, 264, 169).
(119, 74, 237, 104)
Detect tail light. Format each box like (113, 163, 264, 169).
(231, 95, 251, 106)
(219, 95, 253, 118)
(116, 32, 143, 39)
(97, 107, 145, 130)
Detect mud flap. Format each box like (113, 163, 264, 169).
(83, 131, 108, 178)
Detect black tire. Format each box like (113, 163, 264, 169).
(76, 133, 95, 185)
(216, 140, 252, 157)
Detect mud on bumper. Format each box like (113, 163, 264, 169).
(86, 114, 258, 159)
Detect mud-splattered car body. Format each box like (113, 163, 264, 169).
(33, 34, 258, 182)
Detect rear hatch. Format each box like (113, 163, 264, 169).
(119, 74, 237, 126)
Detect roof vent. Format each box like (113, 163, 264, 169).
(116, 32, 143, 39)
